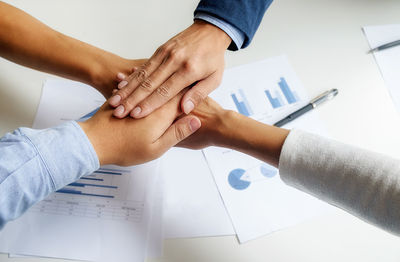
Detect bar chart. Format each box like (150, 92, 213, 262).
(264, 89, 284, 109)
(31, 166, 147, 222)
(264, 77, 299, 109)
(56, 167, 126, 199)
(231, 89, 253, 116)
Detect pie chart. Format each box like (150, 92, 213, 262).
(260, 163, 277, 178)
(228, 168, 250, 190)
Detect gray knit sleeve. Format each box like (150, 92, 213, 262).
(279, 129, 400, 235)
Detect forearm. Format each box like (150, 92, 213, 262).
(217, 110, 289, 167)
(0, 121, 99, 228)
(0, 2, 129, 96)
(279, 130, 400, 235)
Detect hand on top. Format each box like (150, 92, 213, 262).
(108, 20, 231, 119)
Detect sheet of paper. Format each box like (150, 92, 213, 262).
(203, 56, 332, 243)
(0, 80, 161, 262)
(145, 172, 164, 258)
(162, 148, 235, 238)
(8, 180, 163, 261)
(363, 24, 400, 113)
(8, 174, 163, 260)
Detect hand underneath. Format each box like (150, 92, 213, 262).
(177, 97, 231, 150)
(79, 90, 201, 166)
(179, 97, 290, 167)
(92, 57, 146, 99)
(108, 20, 231, 119)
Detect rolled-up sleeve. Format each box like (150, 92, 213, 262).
(0, 121, 99, 228)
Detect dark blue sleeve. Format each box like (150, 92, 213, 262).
(194, 0, 273, 50)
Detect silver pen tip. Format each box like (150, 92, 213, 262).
(326, 89, 339, 100)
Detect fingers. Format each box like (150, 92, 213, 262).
(123, 60, 178, 118)
(148, 90, 185, 132)
(109, 48, 173, 117)
(108, 59, 161, 113)
(109, 62, 157, 110)
(111, 60, 180, 118)
(155, 115, 201, 151)
(117, 72, 126, 82)
(181, 70, 222, 114)
(129, 70, 194, 119)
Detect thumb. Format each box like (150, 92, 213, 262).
(181, 72, 221, 114)
(156, 116, 201, 150)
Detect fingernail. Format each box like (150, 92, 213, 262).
(118, 80, 128, 89)
(109, 95, 121, 106)
(183, 100, 195, 114)
(131, 107, 142, 118)
(114, 105, 125, 116)
(117, 72, 126, 80)
(189, 118, 201, 132)
(112, 89, 118, 94)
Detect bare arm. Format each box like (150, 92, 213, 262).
(0, 2, 144, 97)
(178, 97, 289, 167)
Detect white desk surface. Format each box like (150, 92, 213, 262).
(1, 0, 400, 261)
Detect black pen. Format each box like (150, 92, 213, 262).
(368, 39, 400, 53)
(273, 89, 338, 127)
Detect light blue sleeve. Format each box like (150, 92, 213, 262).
(194, 12, 245, 50)
(0, 121, 99, 229)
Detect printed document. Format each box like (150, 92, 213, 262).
(203, 56, 332, 243)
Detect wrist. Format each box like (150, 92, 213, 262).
(78, 120, 112, 166)
(89, 52, 118, 95)
(213, 109, 243, 148)
(218, 111, 290, 166)
(192, 20, 231, 50)
(88, 52, 123, 97)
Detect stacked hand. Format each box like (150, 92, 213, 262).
(89, 20, 233, 167)
(108, 20, 231, 119)
(79, 91, 201, 166)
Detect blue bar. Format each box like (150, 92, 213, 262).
(265, 90, 281, 109)
(293, 91, 300, 102)
(57, 188, 80, 193)
(99, 168, 127, 172)
(80, 177, 104, 181)
(56, 189, 114, 198)
(231, 94, 242, 114)
(239, 102, 249, 116)
(94, 170, 122, 176)
(239, 89, 253, 115)
(275, 90, 285, 106)
(278, 77, 297, 104)
(68, 182, 118, 189)
(231, 94, 250, 116)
